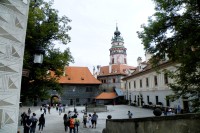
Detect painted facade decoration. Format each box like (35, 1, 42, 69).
(0, 0, 30, 132)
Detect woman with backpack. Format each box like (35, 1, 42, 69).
(74, 114, 80, 132)
(69, 116, 76, 133)
(63, 114, 69, 132)
(38, 114, 45, 132)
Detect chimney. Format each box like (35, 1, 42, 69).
(137, 57, 142, 66)
(109, 63, 112, 73)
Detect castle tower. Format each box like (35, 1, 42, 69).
(109, 25, 127, 65)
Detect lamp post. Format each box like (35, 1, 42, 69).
(33, 46, 45, 64)
(73, 87, 76, 112)
(31, 46, 45, 106)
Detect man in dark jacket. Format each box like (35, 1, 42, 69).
(30, 113, 38, 133)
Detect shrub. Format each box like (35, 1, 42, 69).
(153, 108, 162, 116)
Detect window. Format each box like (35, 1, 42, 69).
(112, 58, 114, 64)
(134, 81, 136, 88)
(155, 96, 159, 105)
(146, 78, 149, 87)
(166, 96, 170, 106)
(147, 95, 149, 103)
(129, 82, 131, 89)
(76, 98, 79, 103)
(154, 76, 157, 86)
(164, 73, 168, 84)
(86, 87, 92, 92)
(113, 78, 115, 83)
(124, 58, 127, 64)
(140, 79, 142, 88)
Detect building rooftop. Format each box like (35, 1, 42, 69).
(95, 92, 117, 99)
(59, 66, 101, 84)
(98, 64, 136, 77)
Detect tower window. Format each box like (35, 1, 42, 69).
(112, 58, 114, 64)
(124, 58, 126, 64)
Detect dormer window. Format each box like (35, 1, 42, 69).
(81, 77, 84, 80)
(68, 77, 71, 80)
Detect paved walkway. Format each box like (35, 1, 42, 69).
(18, 105, 154, 133)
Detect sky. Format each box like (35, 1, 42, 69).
(52, 0, 156, 72)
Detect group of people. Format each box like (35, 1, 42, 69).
(63, 111, 80, 133)
(21, 106, 99, 133)
(21, 108, 45, 133)
(82, 112, 98, 129)
(62, 111, 98, 133)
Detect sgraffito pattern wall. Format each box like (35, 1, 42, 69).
(0, 0, 29, 132)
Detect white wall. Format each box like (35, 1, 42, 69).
(0, 0, 29, 132)
(125, 63, 183, 109)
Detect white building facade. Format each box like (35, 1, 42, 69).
(123, 58, 186, 110)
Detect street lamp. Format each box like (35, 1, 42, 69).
(33, 46, 45, 64)
(31, 46, 45, 106)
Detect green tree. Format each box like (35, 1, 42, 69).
(137, 0, 200, 112)
(21, 0, 74, 104)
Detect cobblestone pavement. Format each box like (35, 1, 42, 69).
(18, 105, 154, 133)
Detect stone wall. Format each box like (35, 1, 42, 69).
(87, 105, 107, 112)
(0, 0, 29, 133)
(103, 113, 200, 133)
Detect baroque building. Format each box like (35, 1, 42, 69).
(122, 53, 188, 111)
(95, 26, 135, 92)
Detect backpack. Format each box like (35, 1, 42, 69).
(69, 118, 75, 128)
(75, 118, 80, 126)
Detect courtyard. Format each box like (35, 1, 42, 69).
(18, 105, 154, 133)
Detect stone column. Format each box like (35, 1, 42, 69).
(0, 0, 30, 132)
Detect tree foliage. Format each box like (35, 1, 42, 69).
(21, 0, 74, 104)
(137, 0, 200, 112)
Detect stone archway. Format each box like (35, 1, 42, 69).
(50, 95, 60, 106)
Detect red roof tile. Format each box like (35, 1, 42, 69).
(59, 66, 101, 84)
(98, 64, 136, 76)
(95, 92, 117, 99)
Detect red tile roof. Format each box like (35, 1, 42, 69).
(95, 92, 117, 99)
(59, 66, 101, 84)
(98, 64, 136, 76)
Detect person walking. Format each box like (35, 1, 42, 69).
(48, 106, 51, 114)
(127, 111, 133, 119)
(59, 106, 62, 115)
(74, 114, 80, 132)
(38, 114, 45, 132)
(43, 107, 47, 115)
(69, 116, 76, 133)
(40, 106, 43, 112)
(30, 113, 38, 133)
(88, 114, 92, 128)
(91, 112, 98, 128)
(63, 114, 69, 132)
(24, 115, 32, 133)
(28, 108, 31, 116)
(21, 112, 26, 126)
(83, 112, 87, 128)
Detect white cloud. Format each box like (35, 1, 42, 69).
(52, 0, 155, 72)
